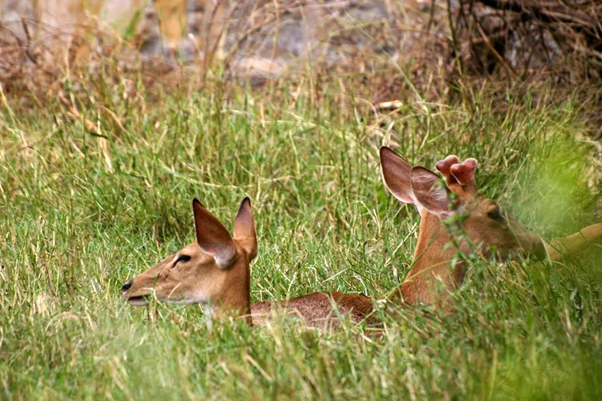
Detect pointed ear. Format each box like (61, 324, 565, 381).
(380, 147, 415, 204)
(233, 197, 257, 261)
(410, 167, 452, 217)
(192, 199, 237, 268)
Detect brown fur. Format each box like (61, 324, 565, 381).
(381, 147, 602, 306)
(250, 292, 375, 328)
(122, 198, 374, 327)
(380, 147, 547, 305)
(122, 198, 255, 325)
(546, 223, 602, 260)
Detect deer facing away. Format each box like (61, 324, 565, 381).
(121, 150, 602, 326)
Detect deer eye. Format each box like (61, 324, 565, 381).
(487, 209, 505, 223)
(173, 254, 191, 266)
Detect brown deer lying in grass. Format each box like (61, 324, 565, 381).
(380, 147, 602, 305)
(122, 150, 602, 326)
(121, 198, 374, 327)
(381, 148, 543, 304)
(379, 147, 602, 304)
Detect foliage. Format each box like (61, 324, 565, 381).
(0, 68, 601, 399)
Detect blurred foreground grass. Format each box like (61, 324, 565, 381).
(0, 73, 601, 399)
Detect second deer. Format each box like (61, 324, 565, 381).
(380, 147, 601, 305)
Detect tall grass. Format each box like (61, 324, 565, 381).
(0, 72, 600, 399)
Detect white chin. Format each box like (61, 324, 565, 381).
(126, 298, 149, 306)
(169, 296, 207, 305)
(125, 295, 207, 306)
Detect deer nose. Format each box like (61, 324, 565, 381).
(121, 280, 133, 293)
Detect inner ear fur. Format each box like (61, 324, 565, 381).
(380, 146, 415, 204)
(410, 167, 452, 216)
(192, 199, 237, 268)
(233, 197, 257, 261)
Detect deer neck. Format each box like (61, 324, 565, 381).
(397, 210, 468, 305)
(207, 263, 253, 326)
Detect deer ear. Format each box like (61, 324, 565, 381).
(410, 167, 452, 217)
(192, 199, 237, 268)
(234, 197, 257, 261)
(380, 147, 415, 204)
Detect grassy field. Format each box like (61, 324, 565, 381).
(1, 73, 601, 400)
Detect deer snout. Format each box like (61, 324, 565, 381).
(121, 279, 133, 294)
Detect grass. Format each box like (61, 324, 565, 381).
(0, 70, 601, 400)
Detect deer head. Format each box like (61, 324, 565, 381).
(121, 197, 257, 324)
(380, 147, 546, 304)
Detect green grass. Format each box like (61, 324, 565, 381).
(1, 75, 601, 400)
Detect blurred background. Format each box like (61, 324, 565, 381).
(1, 0, 601, 99)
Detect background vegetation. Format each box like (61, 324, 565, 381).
(1, 64, 601, 399)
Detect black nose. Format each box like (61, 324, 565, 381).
(121, 280, 133, 293)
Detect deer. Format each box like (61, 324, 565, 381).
(121, 198, 374, 328)
(122, 151, 601, 327)
(379, 146, 602, 305)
